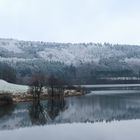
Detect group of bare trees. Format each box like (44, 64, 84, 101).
(29, 74, 65, 100)
(29, 74, 46, 100)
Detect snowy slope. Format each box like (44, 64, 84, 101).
(0, 38, 22, 53)
(0, 38, 140, 69)
(0, 80, 28, 94)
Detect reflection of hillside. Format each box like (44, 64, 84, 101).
(58, 95, 140, 123)
(0, 102, 31, 130)
(1, 94, 140, 130)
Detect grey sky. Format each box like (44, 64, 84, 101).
(0, 0, 140, 44)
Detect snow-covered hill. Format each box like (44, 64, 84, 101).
(0, 80, 28, 94)
(0, 38, 140, 66)
(1, 38, 140, 82)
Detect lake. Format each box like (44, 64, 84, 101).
(1, 89, 140, 140)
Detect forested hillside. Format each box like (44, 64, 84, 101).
(0, 38, 140, 84)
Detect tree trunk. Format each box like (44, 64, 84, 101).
(51, 85, 54, 97)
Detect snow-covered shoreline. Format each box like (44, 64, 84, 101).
(0, 80, 28, 95)
(0, 80, 83, 102)
(1, 79, 140, 99)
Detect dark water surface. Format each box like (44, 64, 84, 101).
(1, 91, 140, 140)
(1, 92, 140, 130)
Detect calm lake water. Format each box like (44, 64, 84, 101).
(1, 90, 140, 140)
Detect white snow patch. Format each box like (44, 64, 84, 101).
(1, 120, 140, 140)
(88, 90, 140, 95)
(0, 80, 28, 95)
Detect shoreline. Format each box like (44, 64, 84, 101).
(0, 91, 83, 104)
(14, 92, 83, 103)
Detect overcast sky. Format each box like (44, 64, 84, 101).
(0, 0, 140, 44)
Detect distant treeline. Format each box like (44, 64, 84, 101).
(0, 62, 16, 83)
(0, 61, 140, 85)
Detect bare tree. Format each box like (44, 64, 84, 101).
(29, 74, 47, 100)
(47, 74, 65, 97)
(48, 75, 57, 97)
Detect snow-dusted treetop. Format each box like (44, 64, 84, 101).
(0, 38, 140, 67)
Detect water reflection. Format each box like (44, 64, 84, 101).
(0, 104, 15, 118)
(65, 95, 140, 123)
(47, 98, 66, 120)
(28, 98, 66, 125)
(1, 93, 140, 130)
(29, 101, 47, 125)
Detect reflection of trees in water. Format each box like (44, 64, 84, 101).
(29, 100, 47, 125)
(28, 98, 66, 125)
(47, 98, 65, 120)
(0, 104, 15, 118)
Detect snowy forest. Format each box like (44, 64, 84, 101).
(0, 38, 140, 85)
